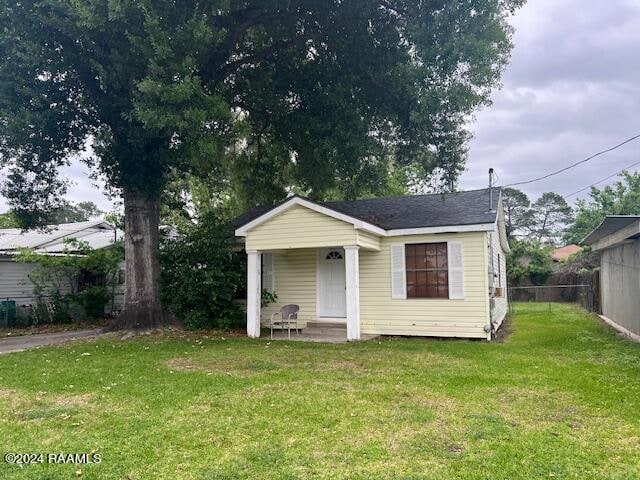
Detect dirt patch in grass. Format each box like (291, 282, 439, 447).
(52, 392, 94, 407)
(164, 356, 277, 377)
(0, 388, 17, 400)
(493, 314, 513, 343)
(321, 359, 367, 371)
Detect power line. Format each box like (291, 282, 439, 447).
(503, 133, 640, 188)
(565, 158, 640, 199)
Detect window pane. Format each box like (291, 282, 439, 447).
(404, 243, 450, 298)
(425, 254, 436, 268)
(406, 271, 416, 297)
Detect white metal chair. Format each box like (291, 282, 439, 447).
(269, 304, 300, 339)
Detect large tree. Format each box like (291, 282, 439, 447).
(51, 200, 104, 223)
(502, 187, 533, 241)
(0, 0, 523, 329)
(527, 192, 573, 245)
(565, 171, 640, 244)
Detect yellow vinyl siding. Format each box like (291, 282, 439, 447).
(359, 232, 489, 338)
(490, 229, 508, 327)
(245, 204, 382, 251)
(246, 204, 357, 251)
(261, 249, 317, 325)
(356, 231, 381, 251)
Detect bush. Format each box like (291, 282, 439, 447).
(16, 240, 123, 324)
(507, 240, 553, 285)
(160, 213, 245, 329)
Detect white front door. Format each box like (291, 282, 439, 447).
(318, 248, 347, 318)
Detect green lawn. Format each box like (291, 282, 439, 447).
(0, 304, 639, 480)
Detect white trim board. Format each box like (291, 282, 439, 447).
(385, 223, 495, 236)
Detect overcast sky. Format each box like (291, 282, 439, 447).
(462, 0, 640, 202)
(2, 0, 640, 213)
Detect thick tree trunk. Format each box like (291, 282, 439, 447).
(108, 189, 170, 330)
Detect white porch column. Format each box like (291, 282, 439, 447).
(344, 245, 361, 341)
(246, 250, 262, 338)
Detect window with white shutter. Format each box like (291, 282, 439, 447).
(390, 244, 406, 299)
(261, 253, 274, 293)
(447, 242, 464, 299)
(405, 243, 449, 298)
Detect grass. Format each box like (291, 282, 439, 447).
(0, 303, 639, 479)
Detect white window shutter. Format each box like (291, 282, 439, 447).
(448, 242, 464, 300)
(390, 244, 406, 299)
(262, 253, 274, 293)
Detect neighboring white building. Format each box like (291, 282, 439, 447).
(0, 220, 124, 306)
(584, 216, 640, 342)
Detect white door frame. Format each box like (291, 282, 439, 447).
(316, 247, 347, 321)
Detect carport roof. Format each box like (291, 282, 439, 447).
(582, 215, 640, 246)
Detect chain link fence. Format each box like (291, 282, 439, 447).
(508, 283, 599, 315)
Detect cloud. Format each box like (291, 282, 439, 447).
(461, 0, 640, 204)
(0, 161, 115, 214)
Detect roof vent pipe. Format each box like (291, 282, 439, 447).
(489, 168, 496, 213)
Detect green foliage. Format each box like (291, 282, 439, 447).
(50, 200, 103, 224)
(160, 213, 245, 329)
(564, 171, 640, 244)
(1, 0, 524, 226)
(528, 192, 573, 245)
(0, 201, 102, 229)
(16, 240, 124, 322)
(501, 188, 573, 245)
(507, 240, 553, 285)
(502, 188, 533, 240)
(261, 290, 277, 309)
(0, 211, 20, 228)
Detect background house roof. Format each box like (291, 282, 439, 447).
(582, 215, 640, 246)
(551, 244, 583, 262)
(234, 188, 500, 231)
(0, 220, 120, 254)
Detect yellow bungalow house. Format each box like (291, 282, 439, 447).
(234, 188, 510, 341)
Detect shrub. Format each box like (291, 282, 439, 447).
(507, 240, 553, 285)
(160, 213, 245, 329)
(16, 240, 123, 323)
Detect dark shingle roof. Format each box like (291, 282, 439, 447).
(234, 188, 499, 231)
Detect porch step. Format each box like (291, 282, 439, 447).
(305, 322, 346, 329)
